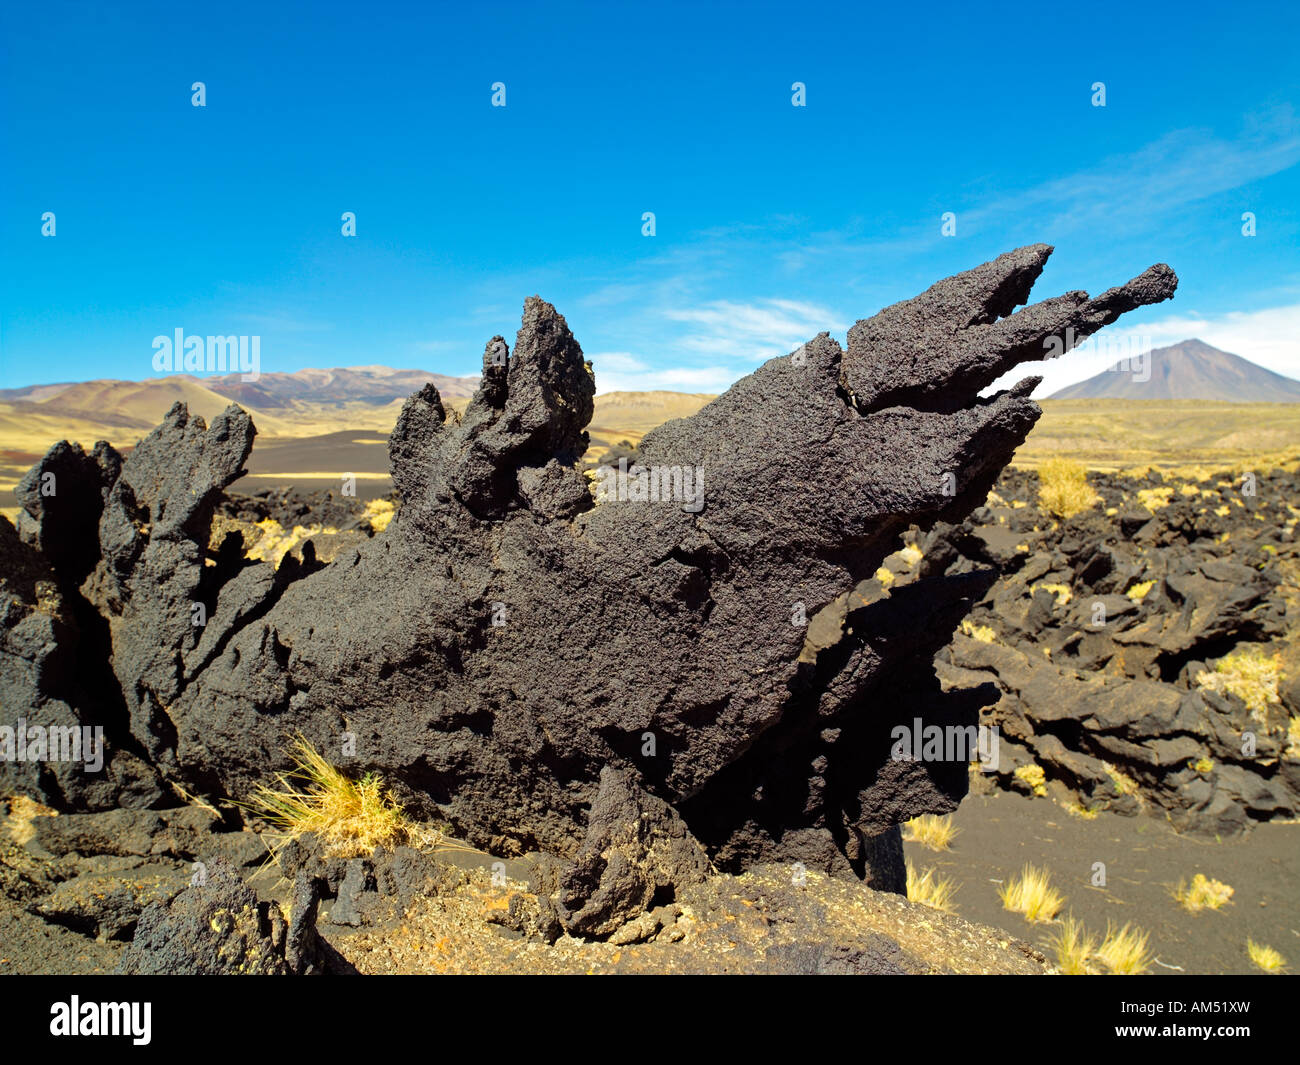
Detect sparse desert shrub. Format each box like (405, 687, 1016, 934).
(1050, 913, 1097, 975)
(1029, 582, 1072, 607)
(1103, 761, 1140, 797)
(903, 813, 960, 851)
(1136, 485, 1175, 512)
(1014, 764, 1048, 798)
(1173, 873, 1234, 913)
(1038, 458, 1099, 519)
(959, 618, 997, 643)
(998, 864, 1064, 923)
(246, 519, 338, 566)
(1095, 922, 1152, 974)
(1196, 646, 1281, 719)
(364, 497, 395, 533)
(247, 734, 414, 857)
(1246, 940, 1287, 973)
(906, 860, 958, 913)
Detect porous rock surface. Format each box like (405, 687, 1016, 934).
(1, 246, 1177, 898)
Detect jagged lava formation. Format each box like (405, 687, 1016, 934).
(2, 245, 1177, 890)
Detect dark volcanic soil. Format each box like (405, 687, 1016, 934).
(904, 790, 1299, 975)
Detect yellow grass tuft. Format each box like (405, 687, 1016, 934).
(1095, 922, 1153, 974)
(1014, 764, 1049, 797)
(1030, 582, 1073, 607)
(959, 618, 997, 643)
(1173, 873, 1234, 913)
(1136, 486, 1175, 512)
(906, 861, 958, 913)
(998, 864, 1064, 923)
(902, 813, 960, 852)
(1050, 913, 1097, 975)
(245, 519, 339, 566)
(1064, 801, 1099, 820)
(1037, 458, 1100, 519)
(1103, 761, 1140, 797)
(1246, 939, 1287, 972)
(363, 497, 396, 533)
(2, 795, 58, 846)
(1195, 646, 1281, 719)
(247, 735, 414, 858)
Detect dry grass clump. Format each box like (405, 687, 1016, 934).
(902, 814, 960, 852)
(898, 543, 924, 567)
(1195, 646, 1281, 719)
(906, 861, 958, 913)
(2, 795, 57, 846)
(1038, 458, 1099, 519)
(1014, 764, 1048, 797)
(998, 864, 1064, 923)
(1030, 582, 1073, 607)
(1136, 485, 1175, 512)
(1095, 922, 1153, 974)
(246, 518, 338, 566)
(959, 618, 997, 643)
(247, 735, 415, 858)
(1050, 913, 1097, 974)
(364, 497, 396, 533)
(1103, 761, 1140, 797)
(1172, 873, 1234, 913)
(1246, 940, 1286, 972)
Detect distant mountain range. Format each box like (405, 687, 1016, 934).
(0, 366, 480, 419)
(1050, 339, 1300, 401)
(4, 347, 1300, 518)
(0, 366, 715, 504)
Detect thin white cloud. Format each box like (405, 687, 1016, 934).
(591, 359, 736, 396)
(1135, 304, 1300, 375)
(962, 109, 1300, 238)
(591, 351, 650, 373)
(663, 298, 845, 361)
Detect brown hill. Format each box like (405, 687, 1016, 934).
(1050, 339, 1300, 401)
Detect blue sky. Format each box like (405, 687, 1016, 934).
(2, 0, 1298, 396)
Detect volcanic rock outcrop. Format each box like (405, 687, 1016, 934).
(0, 246, 1178, 896)
(925, 465, 1299, 835)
